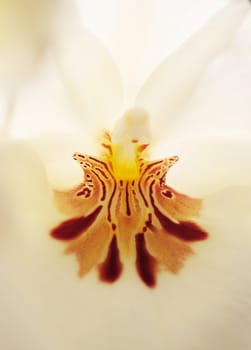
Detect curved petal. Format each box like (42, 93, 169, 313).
(101, 0, 156, 104)
(0, 141, 53, 231)
(1, 181, 251, 350)
(151, 135, 251, 197)
(159, 48, 251, 141)
(158, 10, 251, 141)
(27, 132, 100, 188)
(8, 57, 91, 138)
(80, 1, 227, 105)
(136, 0, 251, 137)
(0, 0, 58, 88)
(51, 3, 123, 135)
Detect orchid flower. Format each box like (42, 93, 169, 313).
(0, 0, 121, 137)
(0, 0, 60, 133)
(1, 1, 251, 349)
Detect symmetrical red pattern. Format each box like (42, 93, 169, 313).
(51, 136, 208, 288)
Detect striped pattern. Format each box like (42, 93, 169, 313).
(51, 134, 208, 287)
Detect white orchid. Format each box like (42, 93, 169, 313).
(0, 0, 121, 138)
(1, 0, 251, 349)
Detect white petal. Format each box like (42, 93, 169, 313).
(1, 184, 251, 350)
(152, 135, 251, 196)
(80, 0, 227, 105)
(28, 133, 99, 189)
(136, 0, 250, 137)
(0, 141, 53, 230)
(160, 43, 251, 140)
(7, 54, 96, 138)
(52, 4, 123, 135)
(0, 0, 59, 88)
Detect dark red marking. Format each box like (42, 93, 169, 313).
(95, 167, 109, 180)
(92, 170, 106, 201)
(135, 234, 157, 288)
(50, 206, 102, 240)
(157, 210, 208, 241)
(138, 144, 149, 152)
(77, 154, 86, 159)
(125, 182, 131, 216)
(138, 181, 148, 207)
(149, 182, 208, 241)
(87, 157, 117, 223)
(138, 160, 163, 207)
(99, 236, 123, 283)
(101, 143, 112, 155)
(161, 189, 173, 198)
(89, 156, 109, 168)
(107, 180, 117, 222)
(77, 187, 92, 197)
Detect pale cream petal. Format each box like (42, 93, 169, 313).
(27, 133, 100, 189)
(52, 4, 123, 135)
(8, 57, 86, 138)
(136, 0, 250, 137)
(80, 0, 225, 105)
(159, 46, 251, 141)
(0, 0, 59, 88)
(1, 184, 251, 350)
(2, 3, 251, 349)
(151, 135, 251, 197)
(0, 141, 53, 231)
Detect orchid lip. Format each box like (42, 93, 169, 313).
(50, 110, 208, 288)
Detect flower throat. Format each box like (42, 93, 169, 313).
(50, 108, 208, 288)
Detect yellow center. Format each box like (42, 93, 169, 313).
(109, 107, 151, 180)
(51, 108, 208, 288)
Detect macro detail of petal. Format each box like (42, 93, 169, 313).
(155, 136, 251, 197)
(0, 0, 60, 88)
(52, 6, 123, 135)
(0, 141, 52, 231)
(50, 110, 208, 287)
(1, 2, 251, 350)
(159, 48, 251, 140)
(136, 0, 251, 138)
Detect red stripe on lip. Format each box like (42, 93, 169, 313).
(99, 235, 123, 283)
(135, 233, 157, 288)
(50, 205, 102, 240)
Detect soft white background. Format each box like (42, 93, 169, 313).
(1, 1, 251, 350)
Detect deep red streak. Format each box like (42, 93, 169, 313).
(135, 234, 157, 288)
(154, 204, 208, 241)
(125, 182, 131, 216)
(149, 181, 208, 241)
(50, 206, 102, 240)
(99, 236, 123, 283)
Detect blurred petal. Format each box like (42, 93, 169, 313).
(1, 3, 251, 349)
(102, 0, 155, 104)
(152, 135, 251, 196)
(8, 51, 100, 138)
(1, 180, 251, 350)
(80, 0, 227, 105)
(0, 0, 59, 88)
(136, 0, 250, 137)
(0, 141, 53, 230)
(160, 21, 251, 140)
(28, 133, 100, 189)
(52, 4, 123, 135)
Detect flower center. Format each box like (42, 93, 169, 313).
(50, 108, 208, 288)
